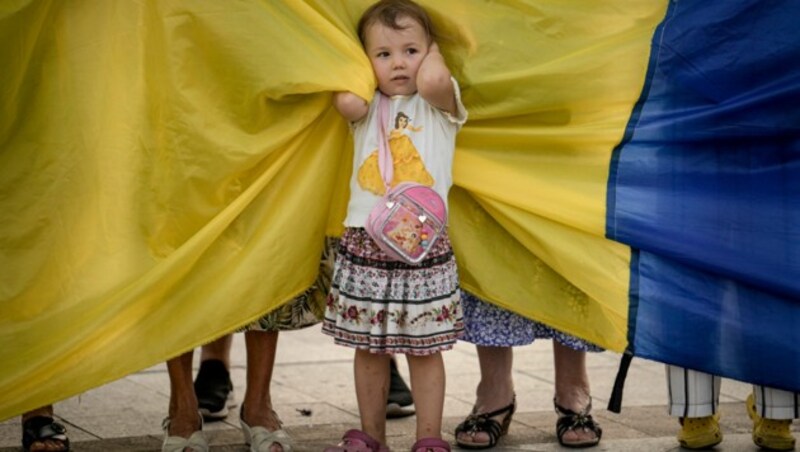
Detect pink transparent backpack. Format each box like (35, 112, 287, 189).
(364, 94, 447, 264)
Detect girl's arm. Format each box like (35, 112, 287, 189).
(333, 91, 369, 122)
(417, 42, 456, 115)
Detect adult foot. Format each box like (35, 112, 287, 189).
(162, 412, 206, 452)
(455, 382, 515, 448)
(22, 410, 69, 452)
(194, 359, 235, 421)
(241, 405, 291, 452)
(386, 359, 415, 419)
(455, 395, 516, 449)
(677, 415, 722, 450)
(554, 391, 601, 447)
(164, 411, 204, 440)
(748, 394, 795, 451)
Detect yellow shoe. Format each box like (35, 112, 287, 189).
(678, 414, 723, 449)
(747, 394, 796, 451)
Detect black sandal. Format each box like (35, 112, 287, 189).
(454, 394, 516, 450)
(554, 398, 602, 448)
(22, 416, 70, 452)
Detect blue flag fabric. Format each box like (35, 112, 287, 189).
(608, 0, 800, 391)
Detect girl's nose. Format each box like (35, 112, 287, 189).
(392, 56, 406, 69)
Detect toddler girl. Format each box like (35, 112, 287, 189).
(322, 1, 467, 451)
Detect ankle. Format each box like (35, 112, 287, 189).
(241, 407, 281, 430)
(554, 387, 591, 413)
(22, 407, 54, 423)
(167, 413, 201, 437)
(475, 383, 514, 412)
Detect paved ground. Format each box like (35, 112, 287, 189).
(1, 326, 796, 451)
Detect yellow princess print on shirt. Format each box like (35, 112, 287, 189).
(358, 111, 435, 195)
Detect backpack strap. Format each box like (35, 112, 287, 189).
(376, 93, 393, 191)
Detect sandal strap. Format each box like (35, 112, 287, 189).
(162, 413, 207, 452)
(556, 412, 601, 435)
(554, 397, 593, 418)
(412, 437, 451, 452)
(333, 429, 388, 452)
(467, 394, 517, 419)
(474, 394, 516, 419)
(250, 427, 293, 452)
(554, 398, 603, 447)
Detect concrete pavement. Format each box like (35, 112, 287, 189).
(1, 325, 796, 451)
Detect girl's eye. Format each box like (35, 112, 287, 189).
(407, 48, 418, 55)
(377, 51, 389, 58)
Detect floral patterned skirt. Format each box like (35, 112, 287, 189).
(460, 290, 603, 352)
(322, 228, 463, 356)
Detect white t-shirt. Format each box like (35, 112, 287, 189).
(343, 77, 468, 227)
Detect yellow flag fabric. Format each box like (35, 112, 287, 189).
(0, 0, 667, 419)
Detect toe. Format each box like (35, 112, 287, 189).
(457, 431, 489, 446)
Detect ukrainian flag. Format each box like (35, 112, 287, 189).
(606, 1, 800, 397)
(1, 0, 797, 420)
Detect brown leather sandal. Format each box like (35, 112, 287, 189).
(454, 394, 516, 450)
(554, 398, 602, 448)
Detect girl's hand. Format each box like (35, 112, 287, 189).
(417, 41, 456, 115)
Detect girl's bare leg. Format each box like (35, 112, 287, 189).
(407, 352, 446, 440)
(354, 349, 391, 443)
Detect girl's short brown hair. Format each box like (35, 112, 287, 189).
(357, 0, 435, 46)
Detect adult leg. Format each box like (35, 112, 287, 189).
(665, 365, 722, 449)
(474, 346, 515, 413)
(752, 385, 800, 420)
(199, 334, 233, 368)
(665, 365, 720, 418)
(454, 345, 515, 446)
(407, 352, 446, 440)
(354, 349, 391, 444)
(553, 342, 600, 446)
(241, 330, 290, 452)
(195, 334, 235, 421)
(748, 385, 798, 451)
(21, 405, 69, 452)
(553, 342, 590, 411)
(166, 351, 203, 438)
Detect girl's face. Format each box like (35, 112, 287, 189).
(364, 16, 429, 96)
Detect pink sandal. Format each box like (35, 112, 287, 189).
(411, 437, 451, 452)
(324, 429, 390, 452)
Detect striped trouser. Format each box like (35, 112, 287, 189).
(666, 365, 800, 420)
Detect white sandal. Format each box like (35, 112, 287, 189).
(162, 415, 208, 452)
(240, 410, 293, 452)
